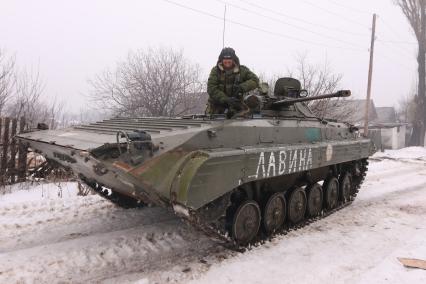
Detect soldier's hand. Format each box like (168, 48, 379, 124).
(227, 97, 241, 108)
(229, 97, 240, 103)
(232, 84, 244, 97)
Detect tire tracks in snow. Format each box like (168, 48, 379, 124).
(1, 159, 425, 283)
(0, 192, 222, 283)
(0, 218, 219, 283)
(0, 205, 179, 253)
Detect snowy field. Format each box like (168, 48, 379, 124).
(1, 148, 426, 283)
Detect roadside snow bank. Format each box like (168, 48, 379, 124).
(0, 182, 79, 204)
(373, 146, 426, 161)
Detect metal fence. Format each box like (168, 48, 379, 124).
(0, 117, 27, 185)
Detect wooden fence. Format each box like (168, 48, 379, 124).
(0, 117, 27, 185)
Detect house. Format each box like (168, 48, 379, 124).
(321, 99, 377, 125)
(370, 107, 407, 150)
(324, 99, 406, 150)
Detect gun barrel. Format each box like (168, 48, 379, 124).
(272, 90, 351, 107)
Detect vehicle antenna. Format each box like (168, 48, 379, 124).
(222, 5, 227, 48)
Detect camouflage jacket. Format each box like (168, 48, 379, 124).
(207, 63, 259, 104)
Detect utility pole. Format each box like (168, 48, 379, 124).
(364, 13, 377, 136)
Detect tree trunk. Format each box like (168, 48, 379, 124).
(411, 0, 426, 146)
(422, 0, 426, 146)
(416, 0, 426, 146)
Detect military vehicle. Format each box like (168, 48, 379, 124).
(17, 77, 375, 246)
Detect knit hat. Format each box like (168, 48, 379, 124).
(217, 47, 240, 65)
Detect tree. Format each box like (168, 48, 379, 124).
(0, 48, 71, 129)
(397, 82, 418, 123)
(0, 49, 15, 115)
(395, 0, 426, 146)
(89, 48, 205, 117)
(288, 54, 346, 120)
(5, 65, 69, 129)
(7, 67, 46, 126)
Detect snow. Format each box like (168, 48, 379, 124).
(0, 181, 218, 283)
(0, 182, 79, 204)
(373, 146, 426, 161)
(1, 147, 426, 283)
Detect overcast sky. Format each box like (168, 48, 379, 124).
(0, 0, 418, 113)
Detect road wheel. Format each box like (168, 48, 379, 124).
(339, 173, 352, 203)
(323, 177, 339, 210)
(306, 183, 323, 217)
(262, 193, 286, 235)
(288, 188, 307, 224)
(232, 200, 261, 245)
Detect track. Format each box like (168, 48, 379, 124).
(189, 155, 426, 284)
(1, 154, 426, 283)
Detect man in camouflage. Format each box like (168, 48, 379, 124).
(207, 47, 259, 117)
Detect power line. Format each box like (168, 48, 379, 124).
(375, 30, 415, 71)
(376, 51, 414, 71)
(376, 38, 416, 59)
(376, 41, 416, 71)
(380, 17, 415, 41)
(377, 39, 417, 45)
(375, 17, 416, 58)
(300, 0, 371, 29)
(238, 0, 369, 37)
(161, 0, 367, 52)
(374, 16, 417, 67)
(376, 40, 416, 62)
(326, 0, 373, 15)
(378, 18, 417, 46)
(367, 16, 416, 73)
(215, 0, 367, 49)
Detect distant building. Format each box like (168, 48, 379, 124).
(323, 99, 377, 125)
(370, 107, 406, 150)
(374, 107, 397, 124)
(325, 99, 406, 150)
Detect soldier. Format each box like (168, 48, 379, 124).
(207, 47, 259, 117)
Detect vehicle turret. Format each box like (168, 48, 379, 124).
(244, 77, 351, 116)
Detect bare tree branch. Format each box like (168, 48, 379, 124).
(288, 54, 346, 120)
(0, 49, 16, 115)
(89, 47, 205, 117)
(395, 0, 422, 40)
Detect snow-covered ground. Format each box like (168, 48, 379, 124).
(1, 148, 426, 283)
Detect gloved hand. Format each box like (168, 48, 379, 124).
(232, 84, 244, 98)
(228, 97, 241, 104)
(225, 97, 242, 110)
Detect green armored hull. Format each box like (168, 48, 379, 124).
(17, 78, 376, 245)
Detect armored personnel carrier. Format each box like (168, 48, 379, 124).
(17, 78, 375, 246)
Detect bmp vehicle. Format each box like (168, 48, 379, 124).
(18, 78, 375, 246)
